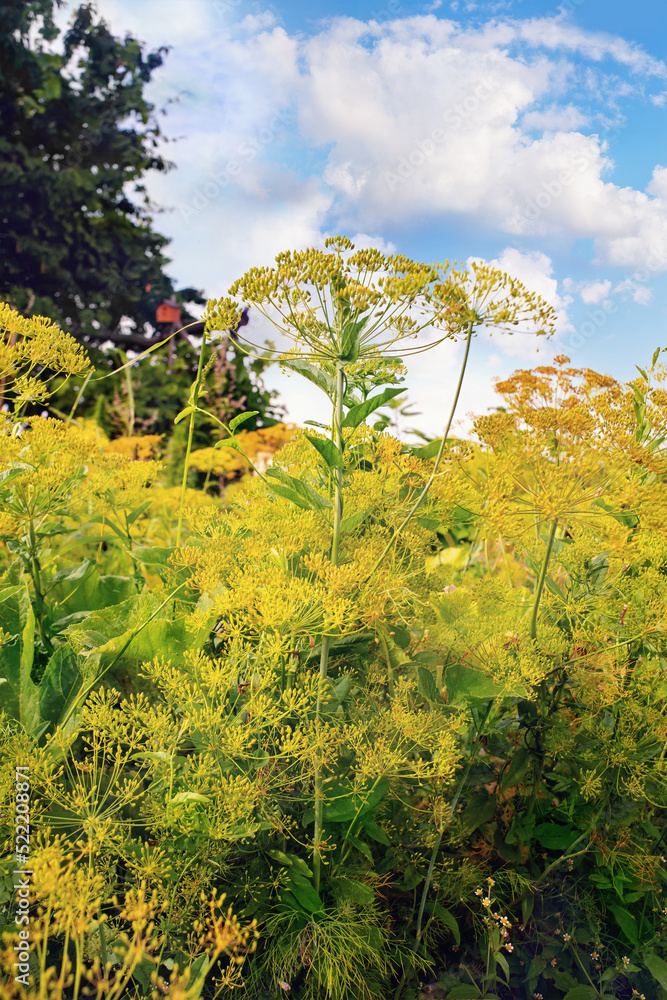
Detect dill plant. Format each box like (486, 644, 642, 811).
(201, 235, 557, 902)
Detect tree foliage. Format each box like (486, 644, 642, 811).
(0, 0, 202, 342)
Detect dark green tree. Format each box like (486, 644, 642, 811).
(0, 0, 284, 436)
(0, 0, 202, 341)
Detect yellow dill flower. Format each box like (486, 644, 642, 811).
(0, 302, 92, 414)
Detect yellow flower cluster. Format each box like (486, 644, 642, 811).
(0, 302, 92, 413)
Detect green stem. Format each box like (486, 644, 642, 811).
(176, 329, 208, 547)
(363, 321, 474, 586)
(313, 362, 345, 896)
(123, 354, 135, 436)
(530, 519, 558, 642)
(28, 521, 53, 652)
(415, 700, 493, 949)
(64, 370, 92, 428)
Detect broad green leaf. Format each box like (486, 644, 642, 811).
(265, 468, 331, 511)
(425, 901, 460, 945)
(361, 818, 390, 846)
(563, 988, 599, 1000)
(280, 357, 361, 407)
(304, 433, 344, 469)
(173, 405, 196, 424)
(443, 663, 505, 705)
(346, 834, 374, 862)
(229, 410, 258, 432)
(329, 877, 374, 905)
(340, 509, 370, 533)
(608, 904, 639, 945)
(214, 437, 244, 452)
(387, 623, 411, 649)
(287, 874, 324, 914)
(411, 437, 444, 460)
(501, 748, 532, 789)
(446, 988, 483, 999)
(533, 823, 578, 851)
(417, 665, 439, 702)
(324, 776, 390, 823)
(495, 951, 510, 980)
(425, 545, 470, 572)
(132, 546, 176, 570)
(169, 791, 212, 805)
(461, 793, 496, 834)
(36, 645, 85, 736)
(341, 387, 406, 429)
(0, 584, 40, 735)
(522, 894, 535, 924)
(50, 559, 91, 584)
(645, 952, 667, 990)
(265, 482, 313, 511)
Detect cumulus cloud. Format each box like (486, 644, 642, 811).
(580, 280, 612, 304)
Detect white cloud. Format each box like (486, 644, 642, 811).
(632, 286, 653, 306)
(580, 280, 612, 304)
(473, 247, 573, 347)
(521, 103, 589, 131)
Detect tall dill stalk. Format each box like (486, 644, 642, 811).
(176, 329, 208, 548)
(313, 361, 345, 894)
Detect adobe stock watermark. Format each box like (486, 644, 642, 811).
(566, 245, 667, 352)
(384, 76, 498, 191)
(179, 108, 296, 222)
(212, 0, 242, 17)
(13, 765, 32, 989)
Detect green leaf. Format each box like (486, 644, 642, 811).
(533, 823, 578, 851)
(169, 791, 212, 805)
(461, 793, 496, 834)
(417, 665, 439, 702)
(563, 988, 599, 1000)
(174, 404, 196, 424)
(229, 410, 259, 432)
(501, 747, 532, 789)
(652, 347, 662, 368)
(411, 437, 445, 459)
(446, 987, 482, 999)
(50, 559, 91, 584)
(125, 501, 153, 526)
(329, 877, 374, 905)
(265, 468, 331, 511)
(495, 951, 510, 980)
(304, 433, 344, 469)
(645, 952, 667, 990)
(341, 387, 406, 429)
(264, 482, 313, 511)
(443, 663, 506, 705)
(324, 776, 390, 823)
(345, 833, 374, 862)
(361, 818, 390, 846)
(280, 357, 361, 407)
(426, 902, 460, 945)
(388, 624, 411, 649)
(36, 645, 84, 736)
(426, 545, 470, 572)
(608, 904, 639, 945)
(340, 509, 370, 533)
(214, 437, 245, 452)
(286, 874, 324, 915)
(0, 584, 40, 735)
(522, 894, 535, 924)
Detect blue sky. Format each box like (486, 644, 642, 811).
(58, 0, 667, 437)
